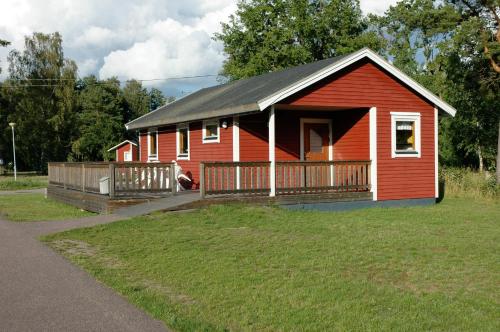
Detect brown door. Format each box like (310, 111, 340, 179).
(304, 123, 330, 161)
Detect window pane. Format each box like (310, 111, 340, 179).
(179, 128, 188, 154)
(395, 121, 415, 151)
(309, 128, 323, 153)
(149, 132, 157, 155)
(205, 123, 218, 138)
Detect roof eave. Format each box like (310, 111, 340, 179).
(126, 103, 260, 130)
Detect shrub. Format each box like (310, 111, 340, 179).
(440, 167, 499, 200)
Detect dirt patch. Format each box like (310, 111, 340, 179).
(51, 239, 97, 257)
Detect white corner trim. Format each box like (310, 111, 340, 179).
(257, 48, 456, 117)
(147, 128, 159, 162)
(434, 107, 439, 198)
(369, 107, 378, 201)
(269, 106, 276, 197)
(391, 112, 421, 158)
(176, 123, 190, 161)
(232, 116, 240, 161)
(299, 118, 333, 161)
(138, 134, 142, 161)
(233, 116, 241, 190)
(202, 119, 220, 143)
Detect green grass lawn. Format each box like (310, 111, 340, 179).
(43, 197, 500, 331)
(0, 175, 48, 191)
(0, 194, 94, 221)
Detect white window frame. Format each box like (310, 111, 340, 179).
(147, 128, 158, 161)
(391, 112, 421, 158)
(176, 123, 190, 160)
(202, 119, 220, 143)
(124, 149, 132, 161)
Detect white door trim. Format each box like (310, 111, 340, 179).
(299, 118, 333, 161)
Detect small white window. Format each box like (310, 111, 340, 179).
(147, 128, 158, 161)
(124, 150, 132, 161)
(202, 120, 220, 143)
(176, 124, 190, 160)
(391, 112, 421, 158)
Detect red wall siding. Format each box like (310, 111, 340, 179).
(284, 59, 436, 200)
(239, 109, 369, 162)
(332, 109, 369, 160)
(240, 112, 269, 161)
(139, 119, 234, 188)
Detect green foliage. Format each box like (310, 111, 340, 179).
(45, 198, 500, 331)
(71, 76, 125, 161)
(0, 32, 173, 168)
(372, 0, 499, 171)
(441, 167, 499, 199)
(1, 32, 78, 172)
(215, 0, 385, 80)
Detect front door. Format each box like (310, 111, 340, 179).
(304, 123, 330, 161)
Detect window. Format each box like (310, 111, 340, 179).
(202, 120, 220, 143)
(391, 112, 421, 158)
(176, 124, 190, 160)
(148, 129, 158, 160)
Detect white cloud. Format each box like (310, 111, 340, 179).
(0, 0, 397, 92)
(360, 0, 400, 16)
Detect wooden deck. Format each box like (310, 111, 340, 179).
(47, 160, 373, 213)
(47, 185, 372, 214)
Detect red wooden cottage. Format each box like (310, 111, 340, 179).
(108, 140, 139, 162)
(125, 48, 456, 207)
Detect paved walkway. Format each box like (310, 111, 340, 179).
(0, 191, 183, 331)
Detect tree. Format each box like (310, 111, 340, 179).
(149, 87, 167, 111)
(372, 0, 499, 174)
(123, 80, 150, 123)
(215, 0, 385, 80)
(71, 76, 125, 161)
(4, 32, 78, 171)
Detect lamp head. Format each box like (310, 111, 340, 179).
(9, 122, 15, 128)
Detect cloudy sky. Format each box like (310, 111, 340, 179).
(0, 0, 399, 97)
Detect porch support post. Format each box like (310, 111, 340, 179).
(269, 106, 276, 197)
(369, 107, 378, 201)
(233, 116, 240, 190)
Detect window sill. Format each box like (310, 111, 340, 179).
(202, 137, 220, 144)
(177, 154, 189, 161)
(392, 151, 421, 158)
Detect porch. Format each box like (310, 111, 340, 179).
(47, 160, 372, 213)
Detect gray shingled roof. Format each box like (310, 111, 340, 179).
(126, 54, 349, 130)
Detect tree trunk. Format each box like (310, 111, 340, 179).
(478, 145, 484, 173)
(497, 121, 500, 184)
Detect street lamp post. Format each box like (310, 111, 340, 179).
(9, 122, 16, 181)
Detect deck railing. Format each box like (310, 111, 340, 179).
(200, 161, 271, 196)
(200, 160, 371, 197)
(48, 162, 176, 197)
(276, 160, 371, 195)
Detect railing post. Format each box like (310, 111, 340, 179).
(200, 162, 205, 198)
(63, 163, 67, 189)
(109, 163, 115, 198)
(81, 164, 85, 192)
(170, 163, 177, 195)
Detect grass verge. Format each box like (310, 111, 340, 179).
(43, 197, 499, 331)
(0, 193, 94, 221)
(0, 175, 48, 191)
